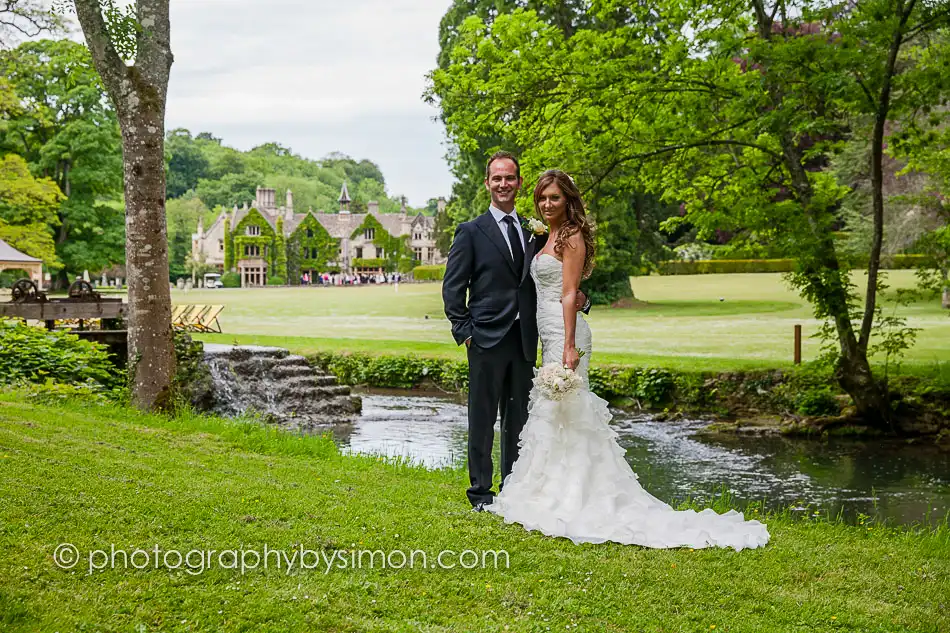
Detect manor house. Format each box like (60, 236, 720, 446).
(192, 184, 446, 287)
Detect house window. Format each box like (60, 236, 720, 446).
(306, 228, 313, 238)
(413, 232, 422, 241)
(244, 245, 260, 257)
(218, 239, 224, 252)
(356, 247, 363, 259)
(378, 248, 385, 259)
(364, 228, 375, 240)
(413, 247, 423, 261)
(246, 225, 260, 236)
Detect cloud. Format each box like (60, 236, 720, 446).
(160, 0, 454, 206)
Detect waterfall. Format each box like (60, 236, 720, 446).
(201, 344, 361, 428)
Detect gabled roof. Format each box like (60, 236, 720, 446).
(316, 212, 367, 239)
(338, 181, 351, 204)
(374, 212, 406, 237)
(0, 238, 42, 263)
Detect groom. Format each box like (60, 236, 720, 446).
(442, 151, 590, 510)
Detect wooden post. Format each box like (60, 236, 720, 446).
(794, 324, 802, 365)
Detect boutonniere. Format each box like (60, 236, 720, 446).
(524, 217, 548, 242)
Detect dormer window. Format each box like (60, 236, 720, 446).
(306, 228, 313, 238)
(364, 228, 375, 240)
(413, 232, 422, 241)
(246, 225, 260, 236)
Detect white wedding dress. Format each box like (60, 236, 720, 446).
(487, 254, 770, 551)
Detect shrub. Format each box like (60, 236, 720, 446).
(0, 319, 120, 388)
(266, 275, 286, 286)
(795, 388, 841, 417)
(413, 265, 446, 281)
(308, 352, 468, 392)
(220, 272, 241, 288)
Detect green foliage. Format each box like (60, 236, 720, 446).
(0, 39, 124, 281)
(0, 319, 120, 388)
(166, 194, 211, 280)
(287, 213, 338, 282)
(274, 217, 287, 280)
(223, 216, 233, 271)
(165, 128, 210, 199)
(795, 388, 842, 417)
(220, 271, 240, 288)
(171, 331, 211, 412)
(350, 214, 414, 273)
(266, 274, 285, 286)
(232, 208, 276, 265)
(309, 351, 470, 392)
(0, 153, 63, 267)
(412, 265, 445, 281)
(427, 0, 950, 420)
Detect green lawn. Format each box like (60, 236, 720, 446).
(178, 271, 950, 373)
(1, 394, 948, 632)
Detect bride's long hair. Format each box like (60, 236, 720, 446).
(533, 170, 596, 279)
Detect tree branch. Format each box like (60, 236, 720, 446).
(71, 0, 129, 111)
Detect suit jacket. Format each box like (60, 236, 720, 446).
(442, 211, 544, 362)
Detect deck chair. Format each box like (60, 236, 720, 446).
(170, 305, 188, 327)
(193, 304, 224, 333)
(172, 304, 201, 331)
(184, 305, 212, 332)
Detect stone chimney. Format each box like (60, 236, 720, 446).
(286, 189, 294, 211)
(437, 196, 447, 214)
(399, 195, 407, 220)
(367, 200, 379, 215)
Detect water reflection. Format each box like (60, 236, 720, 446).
(331, 392, 950, 525)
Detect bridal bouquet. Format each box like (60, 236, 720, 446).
(533, 363, 584, 401)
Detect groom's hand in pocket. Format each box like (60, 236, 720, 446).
(575, 290, 591, 314)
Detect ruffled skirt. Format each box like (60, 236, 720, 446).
(487, 387, 770, 551)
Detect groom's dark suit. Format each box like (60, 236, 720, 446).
(443, 208, 544, 506)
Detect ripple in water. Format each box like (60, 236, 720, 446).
(332, 393, 950, 525)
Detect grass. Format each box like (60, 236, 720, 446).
(175, 271, 950, 374)
(1, 393, 948, 632)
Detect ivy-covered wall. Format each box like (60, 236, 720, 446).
(232, 208, 277, 272)
(350, 214, 415, 273)
(222, 217, 233, 271)
(287, 213, 339, 283)
(274, 217, 287, 281)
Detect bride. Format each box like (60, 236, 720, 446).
(487, 170, 770, 551)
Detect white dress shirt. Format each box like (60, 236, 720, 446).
(489, 204, 526, 259)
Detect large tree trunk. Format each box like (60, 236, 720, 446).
(72, 0, 175, 410)
(118, 106, 175, 410)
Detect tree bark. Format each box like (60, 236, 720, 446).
(72, 0, 175, 410)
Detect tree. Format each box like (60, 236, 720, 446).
(0, 152, 62, 266)
(1, 38, 125, 284)
(427, 1, 655, 302)
(428, 1, 950, 424)
(72, 0, 175, 411)
(1, 0, 62, 46)
(165, 127, 209, 198)
(166, 193, 209, 280)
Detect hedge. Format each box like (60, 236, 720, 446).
(307, 351, 678, 407)
(658, 255, 928, 275)
(412, 265, 446, 281)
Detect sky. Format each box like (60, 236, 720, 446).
(62, 0, 456, 207)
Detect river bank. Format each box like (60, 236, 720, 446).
(306, 351, 950, 441)
(1, 392, 947, 632)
